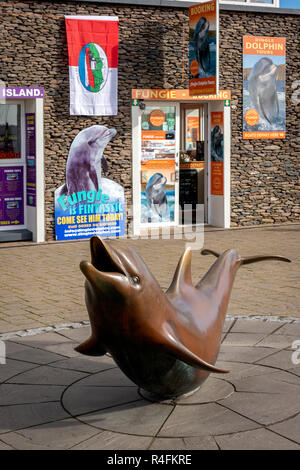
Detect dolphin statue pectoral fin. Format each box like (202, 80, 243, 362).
(201, 249, 291, 265)
(152, 324, 229, 374)
(75, 336, 107, 356)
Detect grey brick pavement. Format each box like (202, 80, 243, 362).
(0, 318, 299, 450)
(0, 224, 299, 333)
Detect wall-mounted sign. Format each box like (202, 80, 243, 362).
(54, 125, 125, 240)
(189, 0, 219, 96)
(243, 36, 286, 139)
(132, 89, 229, 101)
(25, 113, 36, 207)
(0, 166, 24, 226)
(211, 111, 223, 195)
(65, 16, 119, 116)
(0, 87, 44, 99)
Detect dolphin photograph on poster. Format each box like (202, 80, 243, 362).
(189, 0, 219, 96)
(54, 125, 125, 240)
(243, 36, 286, 139)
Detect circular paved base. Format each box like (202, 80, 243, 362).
(1, 319, 299, 449)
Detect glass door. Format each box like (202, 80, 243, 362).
(139, 102, 180, 228)
(0, 102, 26, 230)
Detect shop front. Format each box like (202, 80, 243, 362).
(131, 89, 231, 236)
(0, 87, 44, 242)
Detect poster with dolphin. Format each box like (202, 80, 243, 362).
(189, 0, 219, 96)
(54, 125, 125, 240)
(243, 36, 286, 139)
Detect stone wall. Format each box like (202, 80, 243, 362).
(0, 1, 299, 238)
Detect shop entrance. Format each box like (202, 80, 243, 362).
(179, 103, 207, 225)
(0, 88, 45, 242)
(131, 89, 231, 236)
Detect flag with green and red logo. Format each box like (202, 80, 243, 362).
(65, 16, 119, 115)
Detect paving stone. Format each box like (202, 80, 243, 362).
(73, 368, 137, 388)
(78, 400, 173, 436)
(0, 384, 65, 405)
(227, 373, 300, 394)
(5, 341, 67, 364)
(14, 332, 74, 346)
(215, 428, 300, 450)
(14, 333, 79, 357)
(0, 439, 14, 450)
(219, 391, 299, 426)
(213, 362, 278, 381)
(63, 384, 142, 416)
(71, 430, 152, 450)
(217, 345, 275, 363)
(0, 359, 38, 383)
(49, 355, 115, 374)
(149, 436, 218, 450)
(7, 365, 87, 386)
(222, 333, 266, 346)
(268, 413, 300, 444)
(273, 323, 300, 336)
(257, 349, 298, 370)
(255, 334, 300, 349)
(230, 319, 284, 334)
(55, 327, 91, 342)
(0, 403, 69, 434)
(0, 418, 99, 450)
(158, 403, 257, 437)
(222, 319, 235, 333)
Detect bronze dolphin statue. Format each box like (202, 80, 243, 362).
(75, 236, 291, 398)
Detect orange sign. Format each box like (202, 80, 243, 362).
(189, 0, 218, 96)
(132, 89, 230, 101)
(141, 131, 166, 141)
(149, 109, 165, 127)
(211, 111, 223, 127)
(180, 162, 204, 169)
(243, 36, 286, 57)
(245, 109, 259, 126)
(211, 161, 223, 196)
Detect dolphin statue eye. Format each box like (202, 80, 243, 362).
(131, 275, 140, 285)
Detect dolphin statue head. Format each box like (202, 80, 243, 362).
(248, 57, 279, 124)
(76, 236, 291, 398)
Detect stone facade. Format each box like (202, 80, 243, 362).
(0, 1, 299, 239)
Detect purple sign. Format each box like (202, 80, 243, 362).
(0, 166, 24, 227)
(26, 113, 36, 207)
(0, 87, 44, 99)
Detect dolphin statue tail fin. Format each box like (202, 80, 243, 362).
(201, 249, 291, 265)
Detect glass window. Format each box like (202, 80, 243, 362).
(0, 104, 21, 159)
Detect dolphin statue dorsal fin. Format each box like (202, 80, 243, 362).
(167, 247, 193, 293)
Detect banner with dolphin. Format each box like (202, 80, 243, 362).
(243, 36, 286, 139)
(54, 125, 125, 240)
(211, 111, 223, 196)
(65, 16, 118, 116)
(189, 0, 219, 96)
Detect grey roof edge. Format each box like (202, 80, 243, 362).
(64, 0, 300, 15)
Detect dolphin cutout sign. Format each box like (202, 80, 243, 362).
(76, 236, 291, 398)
